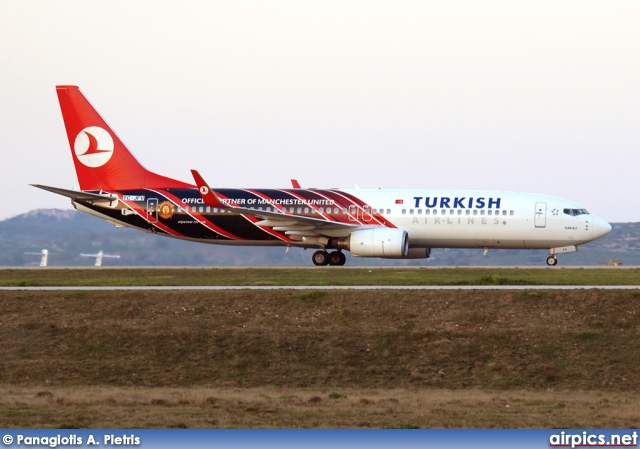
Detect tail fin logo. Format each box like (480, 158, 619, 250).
(73, 126, 114, 168)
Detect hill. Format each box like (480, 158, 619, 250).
(1, 209, 638, 266)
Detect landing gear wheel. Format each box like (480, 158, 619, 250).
(546, 255, 558, 266)
(312, 250, 330, 266)
(328, 251, 347, 266)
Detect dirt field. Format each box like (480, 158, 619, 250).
(1, 288, 639, 428)
(3, 386, 638, 429)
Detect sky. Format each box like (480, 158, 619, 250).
(1, 1, 638, 222)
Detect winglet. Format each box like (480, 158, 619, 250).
(291, 179, 301, 189)
(190, 169, 226, 208)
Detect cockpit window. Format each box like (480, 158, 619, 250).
(563, 208, 589, 216)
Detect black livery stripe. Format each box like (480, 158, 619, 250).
(152, 189, 245, 240)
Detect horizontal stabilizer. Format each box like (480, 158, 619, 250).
(30, 184, 118, 205)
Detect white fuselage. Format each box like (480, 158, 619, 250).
(339, 189, 611, 250)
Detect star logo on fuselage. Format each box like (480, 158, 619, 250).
(73, 126, 114, 168)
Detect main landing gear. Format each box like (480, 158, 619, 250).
(312, 250, 346, 266)
(546, 255, 558, 266)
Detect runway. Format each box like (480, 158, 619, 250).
(0, 285, 637, 291)
(3, 265, 640, 270)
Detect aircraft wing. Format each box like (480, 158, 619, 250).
(31, 184, 118, 205)
(190, 170, 364, 239)
(80, 253, 120, 258)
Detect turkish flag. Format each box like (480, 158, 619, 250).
(395, 199, 403, 204)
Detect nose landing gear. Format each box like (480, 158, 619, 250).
(546, 245, 578, 266)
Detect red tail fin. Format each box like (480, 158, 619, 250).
(56, 86, 192, 191)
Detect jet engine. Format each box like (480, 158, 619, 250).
(347, 228, 409, 258)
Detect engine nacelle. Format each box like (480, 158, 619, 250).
(348, 228, 409, 258)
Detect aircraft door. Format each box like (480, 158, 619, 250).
(362, 206, 373, 222)
(347, 205, 373, 222)
(147, 198, 158, 224)
(534, 202, 546, 228)
(348, 205, 358, 222)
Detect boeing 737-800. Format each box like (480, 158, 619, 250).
(33, 86, 611, 266)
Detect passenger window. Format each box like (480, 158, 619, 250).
(426, 210, 430, 215)
(450, 210, 454, 215)
(473, 210, 478, 216)
(488, 210, 492, 216)
(386, 209, 391, 214)
(417, 209, 422, 215)
(402, 209, 407, 215)
(457, 210, 462, 215)
(410, 209, 414, 215)
(510, 210, 514, 216)
(465, 210, 470, 216)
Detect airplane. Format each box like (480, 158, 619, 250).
(33, 86, 612, 267)
(80, 251, 121, 267)
(25, 249, 49, 267)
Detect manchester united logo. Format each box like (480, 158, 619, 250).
(158, 201, 175, 219)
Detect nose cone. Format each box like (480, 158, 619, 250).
(591, 216, 612, 241)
